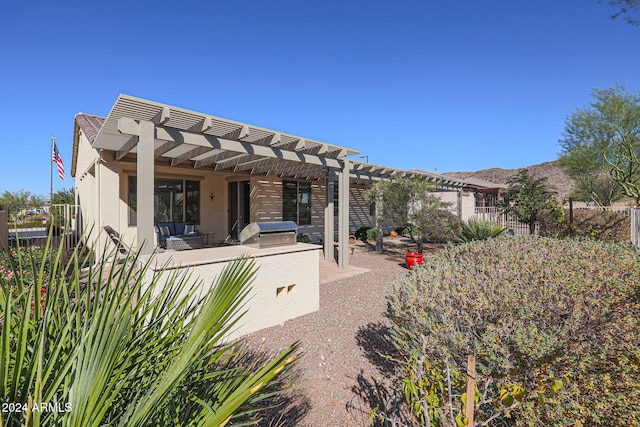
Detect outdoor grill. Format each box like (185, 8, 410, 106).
(239, 221, 298, 248)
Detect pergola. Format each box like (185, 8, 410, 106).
(90, 94, 465, 269)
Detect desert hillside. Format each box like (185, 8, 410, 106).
(444, 160, 575, 200)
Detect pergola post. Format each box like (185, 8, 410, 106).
(324, 168, 335, 261)
(337, 160, 351, 269)
(137, 120, 155, 254)
(457, 188, 463, 219)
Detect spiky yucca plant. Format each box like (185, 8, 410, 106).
(0, 235, 297, 426)
(454, 217, 509, 243)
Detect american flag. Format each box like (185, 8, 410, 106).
(52, 142, 65, 180)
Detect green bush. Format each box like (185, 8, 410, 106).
(386, 236, 640, 426)
(354, 226, 376, 242)
(454, 217, 509, 243)
(421, 210, 459, 243)
(366, 227, 376, 241)
(297, 233, 311, 243)
(0, 239, 297, 426)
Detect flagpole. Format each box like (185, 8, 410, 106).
(50, 135, 58, 210)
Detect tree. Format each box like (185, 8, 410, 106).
(559, 85, 640, 205)
(367, 177, 455, 252)
(52, 187, 75, 205)
(499, 169, 561, 235)
(603, 0, 640, 25)
(559, 155, 622, 207)
(0, 189, 45, 221)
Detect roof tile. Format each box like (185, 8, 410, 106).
(75, 113, 105, 143)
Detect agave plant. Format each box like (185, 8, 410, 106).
(454, 217, 509, 243)
(0, 234, 297, 426)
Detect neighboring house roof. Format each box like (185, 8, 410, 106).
(71, 113, 106, 177)
(463, 177, 506, 190)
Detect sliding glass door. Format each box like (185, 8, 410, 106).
(228, 180, 250, 239)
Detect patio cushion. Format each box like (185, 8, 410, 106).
(174, 222, 189, 235)
(158, 226, 171, 238)
(156, 222, 176, 236)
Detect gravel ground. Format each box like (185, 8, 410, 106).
(245, 238, 446, 426)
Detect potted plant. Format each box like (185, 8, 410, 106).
(405, 251, 423, 270)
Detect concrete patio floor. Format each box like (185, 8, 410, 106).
(319, 253, 371, 284)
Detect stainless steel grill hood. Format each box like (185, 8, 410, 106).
(238, 221, 298, 248)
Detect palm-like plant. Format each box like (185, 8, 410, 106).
(454, 218, 508, 243)
(0, 236, 297, 426)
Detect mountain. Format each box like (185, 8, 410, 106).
(444, 160, 575, 200)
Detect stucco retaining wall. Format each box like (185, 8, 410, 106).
(140, 243, 321, 339)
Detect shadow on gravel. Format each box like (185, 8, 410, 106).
(256, 385, 311, 427)
(355, 322, 398, 375)
(349, 322, 406, 426)
(255, 373, 311, 427)
(241, 344, 311, 427)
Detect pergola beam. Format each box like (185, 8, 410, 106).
(155, 141, 182, 158)
(269, 132, 282, 146)
(152, 106, 171, 125)
(213, 153, 251, 170)
(118, 118, 344, 170)
(170, 146, 214, 166)
(188, 116, 212, 133)
(239, 125, 250, 140)
(115, 136, 138, 160)
(192, 149, 229, 168)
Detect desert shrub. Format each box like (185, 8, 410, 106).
(386, 236, 640, 426)
(297, 232, 311, 243)
(454, 217, 509, 243)
(422, 210, 459, 243)
(366, 227, 376, 241)
(354, 226, 376, 242)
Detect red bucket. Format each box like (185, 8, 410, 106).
(406, 252, 423, 270)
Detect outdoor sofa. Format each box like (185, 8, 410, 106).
(155, 222, 203, 250)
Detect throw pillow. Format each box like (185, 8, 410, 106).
(184, 224, 195, 234)
(159, 226, 171, 237)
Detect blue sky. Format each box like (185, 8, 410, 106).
(1, 0, 638, 197)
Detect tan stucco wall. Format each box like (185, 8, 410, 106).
(436, 189, 475, 221)
(141, 244, 321, 339)
(73, 130, 105, 253)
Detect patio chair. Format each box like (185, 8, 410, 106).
(103, 225, 133, 258)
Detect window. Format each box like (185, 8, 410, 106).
(283, 180, 311, 225)
(128, 177, 200, 225)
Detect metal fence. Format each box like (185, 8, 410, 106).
(4, 204, 80, 253)
(573, 205, 633, 217)
(461, 207, 538, 236)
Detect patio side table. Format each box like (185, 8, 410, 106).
(200, 231, 215, 247)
